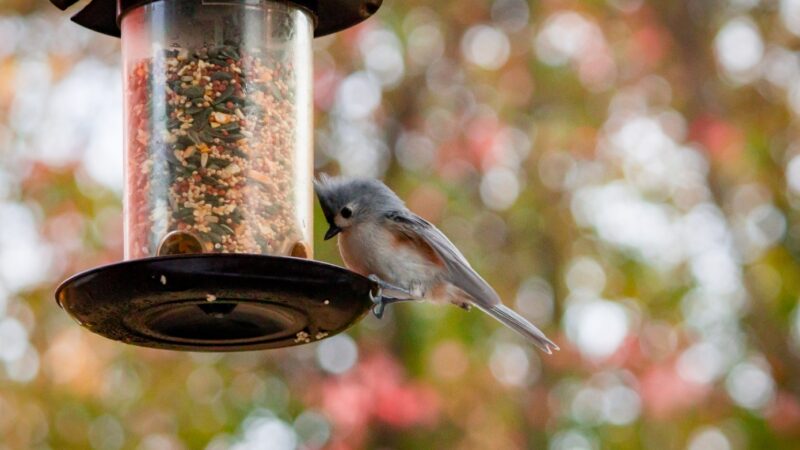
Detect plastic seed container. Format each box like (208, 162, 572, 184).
(122, 0, 313, 259)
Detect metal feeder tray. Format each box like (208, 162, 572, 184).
(56, 254, 377, 351)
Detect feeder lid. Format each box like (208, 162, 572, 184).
(49, 0, 382, 37)
(56, 254, 377, 351)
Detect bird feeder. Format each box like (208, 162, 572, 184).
(50, 0, 382, 351)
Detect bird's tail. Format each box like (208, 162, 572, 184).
(478, 304, 559, 354)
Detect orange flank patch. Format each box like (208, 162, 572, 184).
(389, 229, 445, 268)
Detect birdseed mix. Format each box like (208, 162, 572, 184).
(126, 43, 308, 258)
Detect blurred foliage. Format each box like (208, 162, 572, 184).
(2, 0, 800, 449)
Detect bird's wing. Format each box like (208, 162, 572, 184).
(384, 209, 560, 353)
(384, 210, 501, 308)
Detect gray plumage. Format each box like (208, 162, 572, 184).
(314, 175, 559, 354)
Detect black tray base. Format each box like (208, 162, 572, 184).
(55, 254, 376, 351)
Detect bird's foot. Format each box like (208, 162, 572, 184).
(368, 289, 411, 319)
(367, 274, 416, 299)
(369, 286, 386, 319)
(367, 275, 418, 319)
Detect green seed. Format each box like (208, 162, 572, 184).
(182, 86, 204, 98)
(213, 86, 235, 104)
(187, 130, 202, 146)
(211, 71, 233, 81)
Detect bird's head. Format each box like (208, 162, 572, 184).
(313, 175, 404, 240)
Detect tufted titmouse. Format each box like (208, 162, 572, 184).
(314, 176, 559, 354)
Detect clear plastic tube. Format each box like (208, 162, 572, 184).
(121, 0, 313, 259)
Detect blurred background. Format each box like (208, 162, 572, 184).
(1, 0, 800, 449)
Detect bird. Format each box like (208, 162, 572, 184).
(313, 175, 559, 354)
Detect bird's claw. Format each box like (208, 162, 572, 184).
(369, 286, 387, 319)
(369, 292, 415, 319)
(367, 275, 419, 319)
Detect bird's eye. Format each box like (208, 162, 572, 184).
(340, 207, 353, 219)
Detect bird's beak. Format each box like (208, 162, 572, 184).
(324, 225, 342, 240)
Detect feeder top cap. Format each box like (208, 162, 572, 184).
(49, 0, 383, 38)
